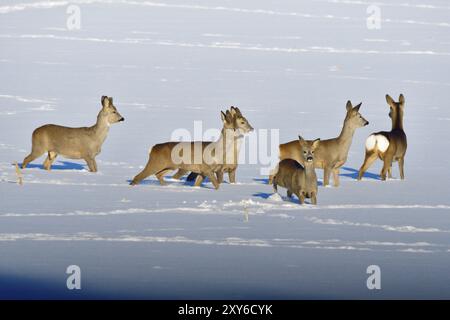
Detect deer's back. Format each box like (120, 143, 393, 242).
(275, 159, 304, 190)
(33, 124, 94, 158)
(151, 141, 221, 173)
(280, 139, 341, 169)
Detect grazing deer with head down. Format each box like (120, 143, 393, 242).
(270, 100, 369, 187)
(358, 94, 407, 181)
(172, 106, 247, 184)
(273, 136, 320, 205)
(130, 109, 253, 189)
(21, 96, 124, 172)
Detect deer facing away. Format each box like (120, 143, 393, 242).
(129, 109, 253, 189)
(270, 101, 369, 187)
(358, 94, 407, 181)
(273, 136, 320, 205)
(22, 96, 124, 172)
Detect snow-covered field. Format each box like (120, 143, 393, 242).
(1, 0, 450, 299)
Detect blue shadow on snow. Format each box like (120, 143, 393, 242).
(16, 161, 86, 171)
(339, 166, 381, 180)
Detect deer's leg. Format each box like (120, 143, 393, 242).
(228, 169, 237, 184)
(43, 151, 57, 171)
(268, 164, 279, 185)
(193, 175, 204, 187)
(130, 158, 162, 185)
(311, 192, 317, 205)
(84, 157, 97, 173)
(272, 180, 278, 193)
(381, 154, 394, 181)
(323, 166, 332, 187)
(204, 171, 219, 190)
(172, 169, 188, 180)
(22, 147, 45, 169)
(332, 168, 340, 187)
(358, 152, 378, 180)
(297, 192, 305, 205)
(156, 169, 172, 185)
(216, 171, 224, 184)
(387, 166, 393, 179)
(398, 157, 405, 180)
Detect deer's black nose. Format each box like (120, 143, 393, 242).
(307, 156, 313, 162)
(365, 121, 369, 126)
(119, 117, 125, 122)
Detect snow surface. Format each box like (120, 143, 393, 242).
(0, 0, 450, 299)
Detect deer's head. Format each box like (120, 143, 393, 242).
(298, 136, 320, 163)
(386, 94, 405, 129)
(229, 106, 254, 135)
(99, 96, 124, 125)
(345, 100, 369, 129)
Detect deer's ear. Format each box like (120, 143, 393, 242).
(221, 111, 227, 122)
(399, 94, 405, 106)
(298, 135, 305, 144)
(353, 102, 362, 112)
(386, 94, 395, 106)
(230, 106, 237, 116)
(225, 110, 233, 121)
(346, 100, 352, 112)
(101, 96, 110, 108)
(312, 138, 321, 149)
(108, 97, 113, 105)
(234, 106, 242, 116)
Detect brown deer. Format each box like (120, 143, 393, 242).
(172, 106, 247, 184)
(270, 100, 369, 187)
(273, 136, 320, 205)
(130, 110, 253, 189)
(358, 94, 407, 181)
(21, 96, 124, 172)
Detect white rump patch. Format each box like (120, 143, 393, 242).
(365, 134, 389, 152)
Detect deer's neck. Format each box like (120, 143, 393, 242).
(337, 119, 356, 151)
(91, 116, 110, 145)
(304, 163, 316, 179)
(233, 134, 244, 163)
(213, 128, 237, 164)
(392, 113, 404, 131)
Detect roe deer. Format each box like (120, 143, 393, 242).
(172, 106, 247, 184)
(358, 94, 407, 181)
(270, 100, 369, 187)
(273, 136, 320, 204)
(22, 96, 124, 172)
(130, 110, 253, 189)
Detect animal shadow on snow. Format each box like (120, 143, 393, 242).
(339, 166, 381, 180)
(252, 192, 313, 205)
(16, 161, 86, 171)
(254, 177, 324, 187)
(253, 178, 269, 184)
(126, 175, 216, 189)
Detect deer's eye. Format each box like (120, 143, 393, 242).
(312, 151, 314, 154)
(303, 151, 307, 154)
